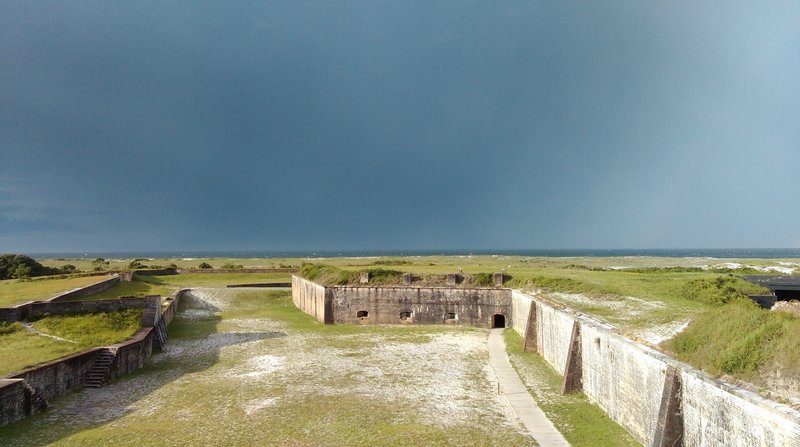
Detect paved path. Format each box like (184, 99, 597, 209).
(488, 328, 570, 446)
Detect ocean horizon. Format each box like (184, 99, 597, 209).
(25, 248, 800, 260)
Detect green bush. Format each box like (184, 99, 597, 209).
(299, 263, 339, 280)
(92, 257, 109, 272)
(0, 322, 22, 335)
(0, 254, 60, 279)
(221, 263, 243, 269)
(198, 262, 213, 269)
(128, 259, 147, 269)
(473, 273, 494, 287)
(681, 275, 768, 306)
(61, 264, 79, 274)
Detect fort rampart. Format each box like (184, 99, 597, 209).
(0, 297, 147, 323)
(511, 290, 800, 446)
(48, 275, 122, 302)
(293, 276, 800, 446)
(292, 275, 511, 327)
(0, 291, 184, 426)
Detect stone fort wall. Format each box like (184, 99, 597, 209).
(511, 290, 800, 446)
(292, 275, 512, 327)
(0, 292, 183, 427)
(293, 276, 800, 446)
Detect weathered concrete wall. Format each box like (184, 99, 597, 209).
(109, 328, 154, 380)
(1, 297, 147, 323)
(48, 275, 121, 302)
(132, 268, 178, 276)
(1, 275, 126, 322)
(0, 291, 182, 427)
(179, 268, 296, 274)
(5, 349, 102, 402)
(161, 291, 185, 326)
(511, 290, 532, 336)
(291, 275, 330, 323)
(0, 380, 33, 425)
(512, 290, 800, 446)
(0, 304, 26, 323)
(330, 286, 511, 327)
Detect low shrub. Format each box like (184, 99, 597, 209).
(473, 273, 494, 287)
(0, 322, 22, 335)
(681, 275, 768, 306)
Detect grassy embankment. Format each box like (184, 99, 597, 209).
(662, 277, 800, 392)
(85, 272, 292, 301)
(0, 309, 142, 376)
(0, 275, 112, 307)
(298, 261, 735, 329)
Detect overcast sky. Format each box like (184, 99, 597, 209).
(2, 1, 800, 253)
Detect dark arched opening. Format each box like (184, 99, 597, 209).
(492, 314, 506, 328)
(357, 310, 369, 319)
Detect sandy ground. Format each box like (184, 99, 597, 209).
(540, 290, 689, 345)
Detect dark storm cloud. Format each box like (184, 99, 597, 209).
(2, 1, 799, 252)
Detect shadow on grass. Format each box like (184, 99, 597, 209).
(0, 291, 287, 446)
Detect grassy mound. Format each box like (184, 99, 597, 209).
(664, 299, 800, 377)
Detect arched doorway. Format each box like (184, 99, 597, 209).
(492, 314, 506, 328)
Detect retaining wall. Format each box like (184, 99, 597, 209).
(133, 268, 178, 276)
(5, 349, 104, 402)
(0, 292, 182, 427)
(1, 297, 147, 322)
(330, 285, 511, 326)
(179, 268, 296, 274)
(291, 276, 512, 327)
(512, 290, 800, 446)
(0, 274, 125, 322)
(48, 275, 121, 302)
(292, 275, 330, 323)
(0, 380, 32, 424)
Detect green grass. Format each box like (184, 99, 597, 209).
(664, 298, 800, 378)
(0, 290, 535, 446)
(82, 273, 292, 300)
(504, 330, 640, 447)
(0, 275, 112, 307)
(0, 310, 143, 376)
(31, 309, 143, 347)
(0, 329, 83, 376)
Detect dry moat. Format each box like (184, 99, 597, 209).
(0, 288, 540, 446)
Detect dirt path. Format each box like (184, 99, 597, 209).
(20, 322, 77, 344)
(488, 328, 570, 446)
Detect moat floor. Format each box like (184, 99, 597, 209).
(0, 289, 537, 446)
(488, 329, 569, 446)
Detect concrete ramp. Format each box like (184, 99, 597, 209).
(488, 328, 569, 446)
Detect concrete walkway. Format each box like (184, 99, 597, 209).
(488, 328, 570, 446)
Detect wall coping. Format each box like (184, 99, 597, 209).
(47, 274, 121, 302)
